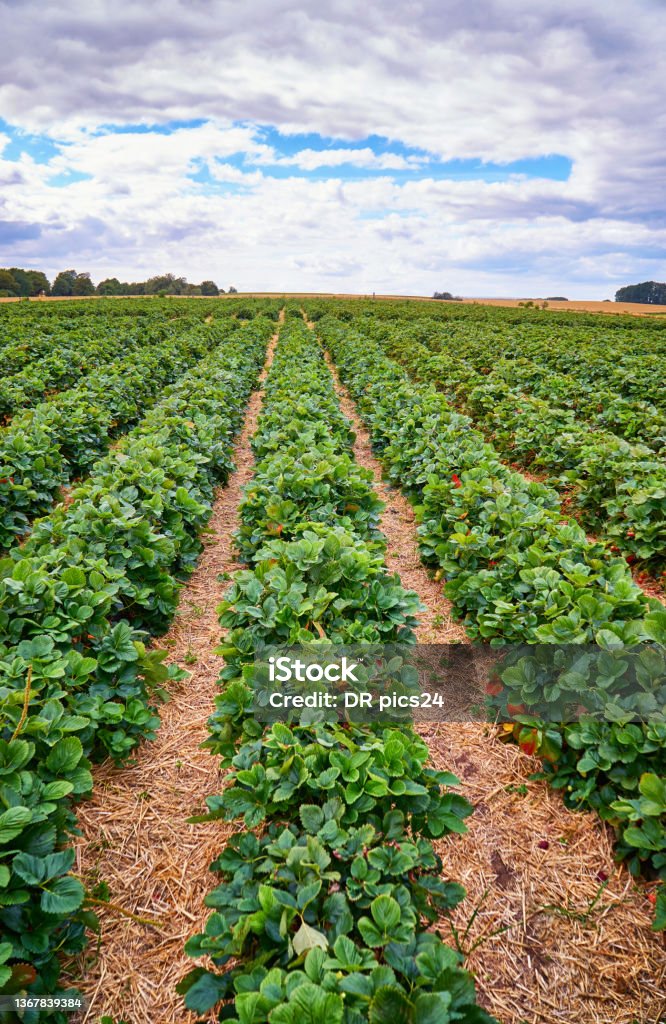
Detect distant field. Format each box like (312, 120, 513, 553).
(458, 296, 666, 315)
(3, 291, 666, 316)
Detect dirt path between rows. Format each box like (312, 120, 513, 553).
(68, 317, 281, 1024)
(314, 321, 666, 1024)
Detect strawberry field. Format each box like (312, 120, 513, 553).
(0, 297, 664, 1024)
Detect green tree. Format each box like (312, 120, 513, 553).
(0, 270, 18, 296)
(97, 277, 123, 295)
(72, 272, 95, 296)
(615, 281, 666, 304)
(200, 280, 219, 296)
(52, 269, 78, 296)
(8, 268, 32, 296)
(145, 273, 187, 295)
(26, 270, 51, 295)
(228, 285, 238, 293)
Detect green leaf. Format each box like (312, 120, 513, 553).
(270, 983, 344, 1024)
(639, 773, 666, 811)
(61, 567, 87, 588)
(0, 806, 31, 844)
(412, 992, 453, 1023)
(0, 739, 33, 775)
(41, 780, 75, 800)
(371, 894, 401, 932)
(299, 805, 324, 833)
(296, 881, 322, 911)
(40, 875, 85, 915)
(623, 826, 661, 851)
(368, 986, 413, 1024)
(45, 736, 83, 774)
(13, 852, 47, 886)
(181, 968, 231, 1013)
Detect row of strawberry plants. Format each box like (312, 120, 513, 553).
(0, 317, 272, 1012)
(0, 312, 206, 417)
(179, 319, 494, 1023)
(459, 350, 665, 452)
(379, 321, 666, 452)
(375, 330, 666, 576)
(392, 306, 666, 406)
(315, 315, 666, 913)
(315, 316, 659, 642)
(308, 298, 666, 407)
(0, 317, 240, 552)
(0, 307, 171, 378)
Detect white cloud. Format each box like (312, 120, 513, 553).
(0, 0, 665, 295)
(268, 148, 422, 171)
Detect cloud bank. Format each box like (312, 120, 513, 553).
(0, 0, 664, 296)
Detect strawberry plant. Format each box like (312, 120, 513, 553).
(315, 309, 666, 927)
(181, 319, 493, 1021)
(0, 315, 273, 1006)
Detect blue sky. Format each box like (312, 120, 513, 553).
(1, 116, 572, 185)
(0, 0, 664, 296)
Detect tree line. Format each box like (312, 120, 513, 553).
(0, 268, 236, 298)
(615, 281, 666, 304)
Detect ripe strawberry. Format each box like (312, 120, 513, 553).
(519, 729, 539, 756)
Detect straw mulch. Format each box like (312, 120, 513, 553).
(66, 326, 280, 1023)
(323, 340, 666, 1024)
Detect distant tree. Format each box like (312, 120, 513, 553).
(0, 268, 52, 296)
(433, 291, 453, 300)
(71, 272, 95, 296)
(615, 281, 666, 304)
(545, 296, 568, 301)
(0, 270, 18, 295)
(26, 270, 51, 295)
(52, 269, 78, 296)
(200, 280, 219, 296)
(8, 268, 32, 296)
(97, 277, 123, 295)
(145, 273, 187, 295)
(228, 285, 238, 294)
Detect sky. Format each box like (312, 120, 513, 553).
(0, 0, 665, 298)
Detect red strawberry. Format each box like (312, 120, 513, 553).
(451, 473, 462, 488)
(519, 729, 539, 756)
